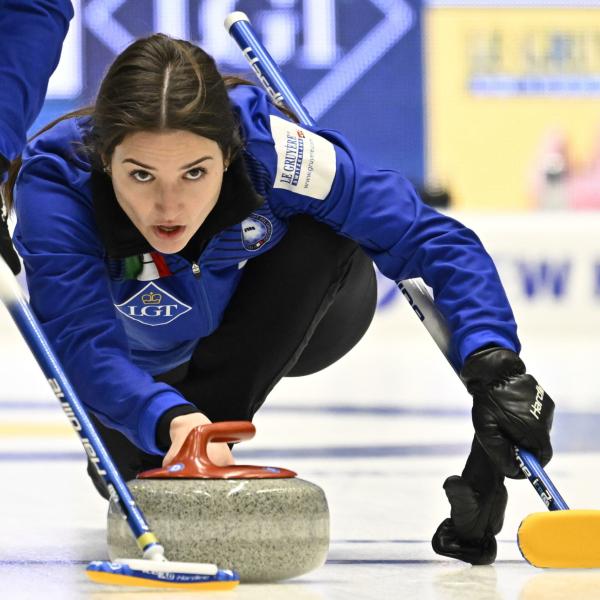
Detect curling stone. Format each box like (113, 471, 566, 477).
(106, 421, 329, 582)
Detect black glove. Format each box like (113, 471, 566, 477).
(0, 154, 20, 275)
(462, 346, 554, 478)
(432, 437, 507, 565)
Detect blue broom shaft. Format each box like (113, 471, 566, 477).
(518, 449, 569, 510)
(227, 15, 315, 126)
(4, 291, 153, 541)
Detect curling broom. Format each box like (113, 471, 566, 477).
(225, 10, 600, 569)
(394, 283, 600, 569)
(0, 256, 239, 589)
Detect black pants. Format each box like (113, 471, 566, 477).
(88, 216, 377, 497)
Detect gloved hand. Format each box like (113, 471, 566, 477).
(0, 154, 21, 275)
(462, 346, 554, 478)
(432, 437, 507, 565)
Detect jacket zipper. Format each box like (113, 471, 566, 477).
(188, 259, 213, 331)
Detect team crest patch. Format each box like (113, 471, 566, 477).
(241, 214, 273, 251)
(115, 282, 191, 326)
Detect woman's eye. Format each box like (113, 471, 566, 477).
(184, 167, 205, 181)
(130, 169, 154, 183)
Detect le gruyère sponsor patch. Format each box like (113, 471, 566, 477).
(269, 114, 336, 200)
(115, 282, 191, 326)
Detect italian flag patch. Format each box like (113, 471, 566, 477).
(123, 252, 172, 281)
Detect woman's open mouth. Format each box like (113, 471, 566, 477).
(153, 225, 186, 239)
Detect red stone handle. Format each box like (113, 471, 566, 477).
(199, 420, 256, 445)
(138, 421, 296, 480)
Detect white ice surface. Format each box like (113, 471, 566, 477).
(1, 301, 600, 599)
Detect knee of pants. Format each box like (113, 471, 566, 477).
(287, 247, 377, 376)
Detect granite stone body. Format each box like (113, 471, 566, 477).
(107, 477, 330, 582)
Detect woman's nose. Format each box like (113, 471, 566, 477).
(154, 187, 182, 216)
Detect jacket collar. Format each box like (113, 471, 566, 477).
(91, 152, 265, 260)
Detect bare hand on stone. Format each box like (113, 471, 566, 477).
(164, 412, 235, 467)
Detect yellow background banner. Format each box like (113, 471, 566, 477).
(425, 8, 600, 210)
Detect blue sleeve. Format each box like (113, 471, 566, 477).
(234, 87, 520, 367)
(0, 0, 73, 160)
(13, 145, 194, 455)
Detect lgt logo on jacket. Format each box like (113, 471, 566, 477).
(115, 282, 191, 326)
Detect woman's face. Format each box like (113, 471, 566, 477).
(109, 129, 227, 254)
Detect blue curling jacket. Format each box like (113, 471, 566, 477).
(13, 85, 520, 455)
(0, 0, 73, 161)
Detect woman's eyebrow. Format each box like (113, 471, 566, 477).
(121, 156, 214, 170)
(180, 156, 213, 170)
(122, 158, 156, 170)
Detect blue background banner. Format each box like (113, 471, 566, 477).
(36, 0, 425, 184)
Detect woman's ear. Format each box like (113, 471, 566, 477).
(223, 148, 233, 173)
(101, 154, 112, 176)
